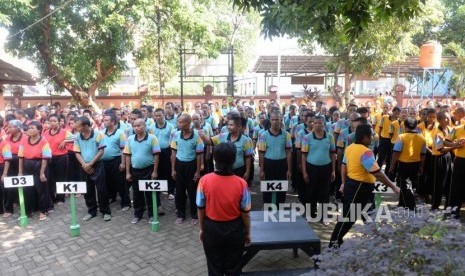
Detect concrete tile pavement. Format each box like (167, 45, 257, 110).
(0, 160, 327, 276)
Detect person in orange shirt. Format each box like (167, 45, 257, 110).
(18, 121, 52, 220)
(390, 118, 426, 210)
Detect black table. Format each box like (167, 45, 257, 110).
(242, 211, 321, 270)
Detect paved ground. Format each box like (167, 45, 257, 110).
(0, 171, 327, 275)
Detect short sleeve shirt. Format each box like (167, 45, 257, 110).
(73, 130, 106, 163)
(196, 172, 251, 221)
(211, 133, 254, 169)
(343, 144, 379, 184)
(19, 137, 52, 160)
(123, 133, 161, 169)
(393, 132, 426, 163)
(170, 130, 204, 162)
(153, 122, 175, 149)
(446, 125, 465, 158)
(102, 129, 126, 160)
(257, 129, 292, 160)
(0, 139, 12, 164)
(301, 131, 335, 165)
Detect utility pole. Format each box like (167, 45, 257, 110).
(179, 44, 184, 108)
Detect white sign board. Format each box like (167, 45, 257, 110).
(138, 180, 168, 192)
(373, 182, 394, 194)
(56, 182, 87, 194)
(4, 175, 34, 188)
(260, 180, 289, 192)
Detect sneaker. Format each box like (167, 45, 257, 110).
(175, 218, 184, 224)
(47, 209, 55, 213)
(148, 217, 154, 224)
(168, 194, 175, 200)
(82, 214, 96, 221)
(39, 213, 47, 221)
(131, 217, 141, 224)
(76, 194, 81, 198)
(191, 219, 199, 225)
(158, 206, 166, 216)
(103, 214, 112, 221)
(122, 206, 130, 211)
(3, 212, 12, 218)
(56, 201, 64, 206)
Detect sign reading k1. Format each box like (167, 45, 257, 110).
(138, 180, 168, 192)
(260, 180, 289, 192)
(56, 182, 87, 194)
(4, 175, 34, 188)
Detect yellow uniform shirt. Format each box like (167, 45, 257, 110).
(343, 144, 379, 184)
(431, 126, 451, 156)
(389, 120, 405, 144)
(447, 125, 465, 158)
(393, 132, 426, 163)
(417, 121, 438, 148)
(379, 115, 393, 139)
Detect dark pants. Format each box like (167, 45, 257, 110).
(82, 161, 110, 216)
(397, 161, 419, 210)
(48, 154, 67, 204)
(203, 217, 245, 276)
(330, 179, 374, 246)
(233, 166, 245, 179)
(67, 151, 83, 181)
(0, 164, 4, 214)
(159, 148, 175, 195)
(131, 166, 159, 219)
(175, 159, 198, 219)
(104, 156, 130, 208)
(306, 163, 332, 218)
(23, 159, 51, 214)
(418, 151, 432, 195)
(263, 158, 287, 205)
(377, 137, 392, 174)
(4, 155, 19, 213)
(291, 145, 299, 192)
(449, 157, 465, 218)
(430, 153, 452, 210)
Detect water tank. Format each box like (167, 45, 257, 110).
(419, 41, 442, 68)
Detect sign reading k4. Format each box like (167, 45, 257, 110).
(139, 180, 168, 192)
(373, 182, 394, 194)
(260, 180, 289, 192)
(56, 182, 87, 194)
(4, 175, 34, 188)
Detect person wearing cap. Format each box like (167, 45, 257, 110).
(197, 142, 251, 276)
(389, 117, 426, 210)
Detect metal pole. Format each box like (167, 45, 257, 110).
(157, 8, 164, 106)
(231, 45, 235, 98)
(179, 44, 184, 108)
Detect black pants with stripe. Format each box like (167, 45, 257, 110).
(175, 159, 198, 219)
(430, 153, 452, 210)
(202, 217, 245, 276)
(397, 161, 419, 210)
(330, 179, 374, 246)
(449, 157, 465, 218)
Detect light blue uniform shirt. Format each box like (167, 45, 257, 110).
(101, 128, 126, 160)
(257, 129, 292, 160)
(301, 131, 336, 166)
(170, 130, 204, 162)
(153, 121, 175, 149)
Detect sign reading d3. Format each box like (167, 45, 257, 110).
(56, 182, 87, 194)
(4, 176, 34, 188)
